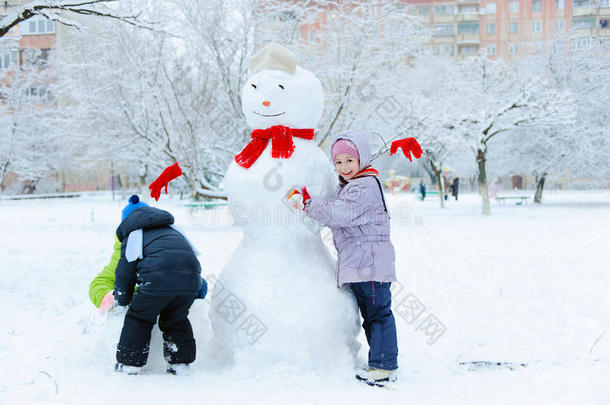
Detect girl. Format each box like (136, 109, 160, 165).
(291, 129, 398, 386)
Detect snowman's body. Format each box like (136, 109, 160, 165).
(210, 48, 360, 372)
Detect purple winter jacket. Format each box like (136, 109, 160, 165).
(304, 129, 397, 287)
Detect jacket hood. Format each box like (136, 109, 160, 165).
(330, 129, 371, 171)
(116, 206, 174, 242)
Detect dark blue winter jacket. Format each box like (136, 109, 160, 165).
(114, 207, 202, 306)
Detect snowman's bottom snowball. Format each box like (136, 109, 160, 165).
(209, 235, 361, 374)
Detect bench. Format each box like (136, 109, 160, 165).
(415, 190, 440, 200)
(1, 192, 82, 200)
(496, 196, 530, 205)
(185, 201, 228, 209)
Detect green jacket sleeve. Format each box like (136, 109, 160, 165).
(89, 236, 121, 308)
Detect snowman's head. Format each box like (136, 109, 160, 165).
(241, 44, 324, 130)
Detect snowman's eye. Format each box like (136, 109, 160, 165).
(251, 84, 257, 89)
(278, 84, 284, 90)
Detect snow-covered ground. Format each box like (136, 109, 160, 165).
(1, 190, 609, 404)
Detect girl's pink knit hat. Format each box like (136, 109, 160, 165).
(331, 139, 360, 161)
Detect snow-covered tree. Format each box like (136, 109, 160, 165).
(0, 45, 61, 193)
(395, 57, 474, 208)
(442, 57, 574, 215)
(512, 34, 610, 201)
(0, 0, 147, 38)
(52, 11, 236, 199)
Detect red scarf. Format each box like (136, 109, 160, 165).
(235, 125, 315, 169)
(339, 164, 379, 185)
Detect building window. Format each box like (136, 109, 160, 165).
(555, 0, 565, 10)
(434, 5, 455, 15)
(0, 51, 18, 70)
(509, 1, 520, 13)
(460, 45, 479, 55)
(413, 5, 430, 16)
(19, 48, 50, 68)
(486, 3, 497, 14)
(532, 21, 542, 32)
(433, 24, 455, 37)
(573, 36, 594, 49)
(458, 23, 479, 34)
(555, 19, 566, 31)
(573, 0, 595, 7)
(434, 44, 454, 56)
(414, 25, 429, 36)
(487, 23, 496, 34)
(532, 1, 542, 11)
(486, 45, 497, 55)
(573, 17, 595, 29)
(601, 0, 610, 7)
(510, 22, 519, 33)
(509, 43, 519, 54)
(22, 16, 54, 35)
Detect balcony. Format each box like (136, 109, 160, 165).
(457, 33, 480, 44)
(434, 14, 456, 23)
(458, 12, 480, 22)
(457, 0, 479, 4)
(433, 36, 456, 44)
(415, 15, 432, 23)
(572, 7, 596, 17)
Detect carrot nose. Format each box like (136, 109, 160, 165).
(262, 101, 270, 107)
(287, 189, 299, 199)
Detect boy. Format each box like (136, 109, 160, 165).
(113, 195, 203, 375)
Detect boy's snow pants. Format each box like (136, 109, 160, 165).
(116, 293, 197, 367)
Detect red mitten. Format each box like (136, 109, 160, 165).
(149, 162, 183, 201)
(389, 138, 422, 161)
(300, 186, 311, 205)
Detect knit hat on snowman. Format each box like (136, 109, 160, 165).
(248, 43, 296, 75)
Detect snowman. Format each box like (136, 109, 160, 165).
(210, 43, 361, 372)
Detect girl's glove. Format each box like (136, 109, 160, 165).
(286, 186, 310, 210)
(99, 291, 115, 314)
(149, 162, 183, 201)
(389, 138, 422, 161)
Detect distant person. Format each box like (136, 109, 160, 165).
(419, 180, 426, 200)
(452, 177, 460, 201)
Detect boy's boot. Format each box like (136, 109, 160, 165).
(114, 362, 143, 375)
(167, 363, 191, 376)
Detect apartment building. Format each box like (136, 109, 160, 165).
(407, 0, 610, 59)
